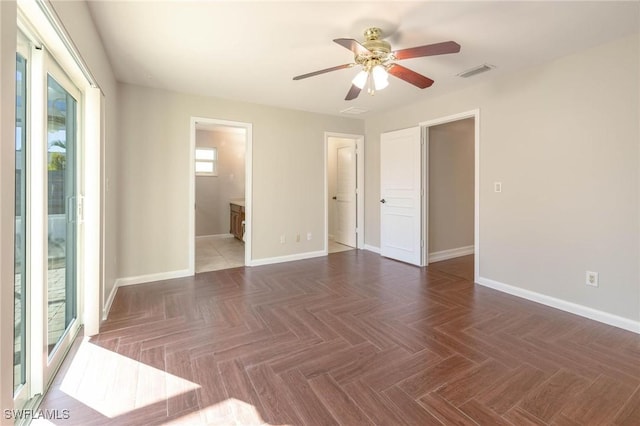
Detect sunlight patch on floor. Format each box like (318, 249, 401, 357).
(165, 398, 265, 425)
(58, 338, 200, 418)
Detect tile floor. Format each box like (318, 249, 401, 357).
(328, 240, 354, 253)
(195, 237, 354, 273)
(195, 235, 245, 273)
(41, 254, 640, 425)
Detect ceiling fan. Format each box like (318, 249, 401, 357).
(293, 27, 460, 101)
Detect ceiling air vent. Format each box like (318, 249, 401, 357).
(340, 107, 368, 115)
(457, 64, 495, 78)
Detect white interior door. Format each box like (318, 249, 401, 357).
(380, 127, 422, 265)
(335, 141, 357, 247)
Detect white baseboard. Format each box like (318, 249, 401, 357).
(196, 233, 233, 240)
(115, 269, 192, 287)
(429, 245, 474, 263)
(102, 282, 118, 321)
(364, 244, 381, 254)
(476, 276, 640, 334)
(248, 250, 326, 267)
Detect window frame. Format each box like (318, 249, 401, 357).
(195, 147, 217, 177)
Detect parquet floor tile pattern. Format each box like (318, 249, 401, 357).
(39, 252, 640, 425)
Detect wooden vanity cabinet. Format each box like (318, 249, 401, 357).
(230, 202, 245, 240)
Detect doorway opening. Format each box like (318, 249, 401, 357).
(378, 111, 479, 280)
(421, 110, 479, 282)
(189, 118, 252, 273)
(325, 133, 364, 254)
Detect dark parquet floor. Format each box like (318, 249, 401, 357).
(39, 251, 640, 425)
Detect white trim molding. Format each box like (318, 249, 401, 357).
(102, 284, 118, 321)
(189, 117, 253, 275)
(419, 109, 480, 281)
(364, 244, 381, 254)
(248, 250, 326, 267)
(476, 277, 640, 334)
(115, 269, 192, 288)
(196, 233, 234, 240)
(324, 132, 365, 253)
(429, 245, 474, 263)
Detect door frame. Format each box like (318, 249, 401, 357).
(419, 109, 480, 282)
(324, 132, 365, 252)
(188, 117, 253, 273)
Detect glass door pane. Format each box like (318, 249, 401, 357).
(46, 75, 77, 356)
(14, 52, 27, 393)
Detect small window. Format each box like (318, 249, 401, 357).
(195, 147, 217, 176)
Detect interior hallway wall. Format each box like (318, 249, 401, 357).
(429, 118, 475, 255)
(195, 129, 245, 236)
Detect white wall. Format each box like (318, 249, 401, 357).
(365, 34, 639, 322)
(429, 118, 475, 254)
(195, 129, 245, 236)
(117, 83, 364, 278)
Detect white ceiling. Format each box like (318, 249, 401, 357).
(86, 1, 639, 117)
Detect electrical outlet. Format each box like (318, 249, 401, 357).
(586, 271, 598, 287)
(296, 233, 300, 242)
(494, 182, 502, 193)
(280, 235, 286, 244)
(307, 232, 312, 241)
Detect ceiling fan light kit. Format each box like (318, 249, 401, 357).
(352, 69, 369, 89)
(371, 65, 389, 91)
(352, 65, 389, 94)
(293, 27, 461, 101)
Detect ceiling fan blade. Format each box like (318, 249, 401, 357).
(393, 41, 460, 60)
(388, 64, 434, 89)
(293, 63, 354, 80)
(345, 84, 361, 101)
(334, 38, 371, 56)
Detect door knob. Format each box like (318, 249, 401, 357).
(332, 196, 337, 200)
(380, 199, 386, 204)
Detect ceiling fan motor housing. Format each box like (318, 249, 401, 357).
(357, 27, 393, 69)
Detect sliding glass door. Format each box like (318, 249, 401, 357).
(13, 28, 82, 403)
(14, 51, 27, 396)
(43, 57, 81, 384)
(46, 74, 78, 356)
